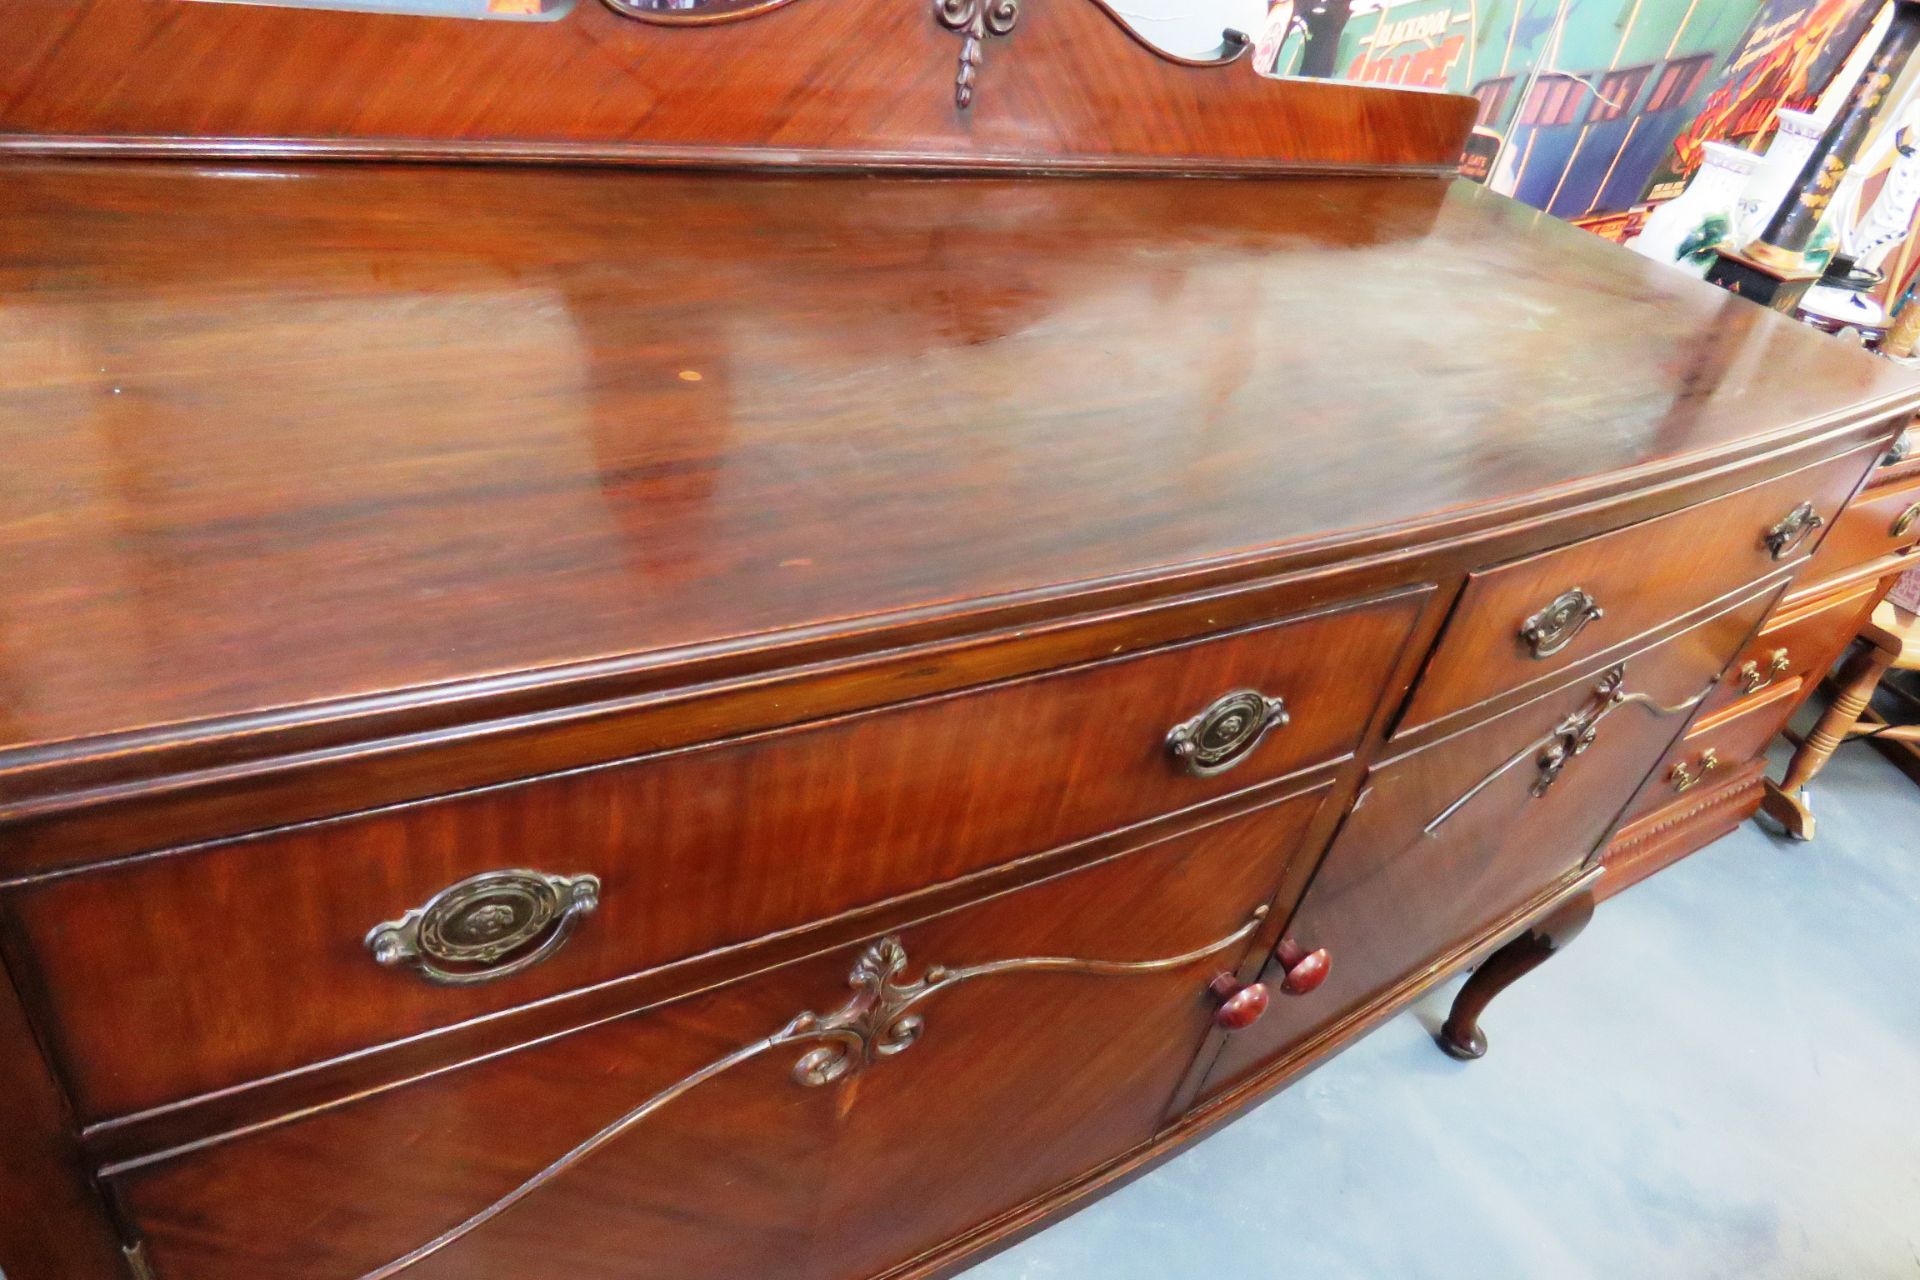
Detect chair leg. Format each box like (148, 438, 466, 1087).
(1760, 640, 1898, 841)
(1437, 887, 1595, 1062)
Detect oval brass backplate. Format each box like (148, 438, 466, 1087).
(366, 868, 601, 986)
(1519, 587, 1604, 659)
(1764, 502, 1824, 560)
(1166, 689, 1290, 778)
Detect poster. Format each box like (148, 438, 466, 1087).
(1259, 0, 1879, 224)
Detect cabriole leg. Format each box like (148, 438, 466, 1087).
(1436, 888, 1595, 1061)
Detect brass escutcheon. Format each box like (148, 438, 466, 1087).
(1764, 502, 1824, 560)
(366, 868, 601, 986)
(1166, 689, 1290, 778)
(1520, 587, 1604, 659)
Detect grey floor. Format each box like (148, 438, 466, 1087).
(960, 742, 1920, 1280)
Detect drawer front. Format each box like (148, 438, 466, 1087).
(1398, 445, 1875, 732)
(9, 591, 1422, 1123)
(1800, 468, 1920, 585)
(110, 793, 1323, 1280)
(1199, 585, 1777, 1100)
(1697, 577, 1884, 721)
(1617, 676, 1805, 831)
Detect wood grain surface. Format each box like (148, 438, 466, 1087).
(109, 792, 1325, 1280)
(0, 0, 1474, 173)
(4, 161, 1916, 778)
(1201, 580, 1784, 1098)
(11, 593, 1420, 1120)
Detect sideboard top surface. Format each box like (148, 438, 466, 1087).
(3, 159, 1917, 764)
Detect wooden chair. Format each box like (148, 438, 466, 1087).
(1762, 599, 1920, 838)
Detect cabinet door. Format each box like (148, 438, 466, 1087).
(111, 790, 1326, 1280)
(1199, 590, 1775, 1101)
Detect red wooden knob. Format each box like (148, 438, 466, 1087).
(1275, 939, 1331, 996)
(1208, 974, 1270, 1030)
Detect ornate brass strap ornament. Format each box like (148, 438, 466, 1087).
(1519, 587, 1604, 659)
(1423, 664, 1710, 835)
(1529, 670, 1621, 798)
(1739, 647, 1791, 694)
(1166, 689, 1290, 778)
(357, 910, 1267, 1280)
(935, 0, 1020, 107)
(365, 869, 601, 986)
(1764, 502, 1825, 560)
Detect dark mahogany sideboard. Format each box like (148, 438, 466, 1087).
(1601, 426, 1920, 885)
(4, 4, 1920, 1279)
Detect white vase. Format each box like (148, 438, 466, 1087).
(1850, 120, 1920, 267)
(1797, 274, 1888, 342)
(1630, 141, 1762, 276)
(1738, 109, 1825, 245)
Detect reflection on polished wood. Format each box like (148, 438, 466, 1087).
(3, 165, 1913, 780)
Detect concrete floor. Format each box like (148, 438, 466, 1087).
(961, 743, 1920, 1280)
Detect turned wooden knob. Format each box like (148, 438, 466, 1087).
(1274, 939, 1331, 995)
(1208, 974, 1270, 1030)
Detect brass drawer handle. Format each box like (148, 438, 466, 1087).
(1669, 748, 1720, 794)
(1167, 689, 1289, 778)
(1892, 501, 1920, 540)
(1520, 587, 1604, 659)
(1764, 502, 1824, 560)
(366, 869, 601, 986)
(1738, 647, 1790, 694)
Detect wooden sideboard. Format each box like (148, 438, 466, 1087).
(1602, 428, 1920, 889)
(4, 4, 1920, 1279)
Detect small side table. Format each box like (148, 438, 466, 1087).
(1762, 599, 1920, 839)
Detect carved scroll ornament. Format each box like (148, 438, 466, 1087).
(935, 0, 1021, 107)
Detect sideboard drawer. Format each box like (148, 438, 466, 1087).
(1617, 676, 1806, 831)
(9, 591, 1422, 1123)
(1800, 467, 1920, 585)
(108, 791, 1322, 1280)
(1696, 575, 1883, 722)
(1397, 445, 1874, 732)
(1200, 583, 1777, 1099)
